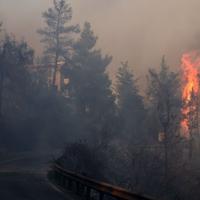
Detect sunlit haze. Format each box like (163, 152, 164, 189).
(2, 0, 200, 77)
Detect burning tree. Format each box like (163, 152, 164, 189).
(180, 52, 200, 159)
(147, 56, 181, 179)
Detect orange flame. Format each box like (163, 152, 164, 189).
(181, 52, 200, 138)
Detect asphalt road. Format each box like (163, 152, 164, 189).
(0, 151, 72, 200)
(0, 172, 68, 200)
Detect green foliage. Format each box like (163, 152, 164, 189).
(2, 4, 200, 200)
(56, 141, 106, 180)
(38, 0, 79, 63)
(66, 22, 116, 145)
(0, 35, 78, 151)
(0, 36, 35, 150)
(0, 36, 34, 119)
(116, 62, 145, 142)
(147, 56, 181, 138)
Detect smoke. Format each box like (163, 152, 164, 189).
(1, 0, 200, 80)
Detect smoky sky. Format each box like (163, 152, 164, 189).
(1, 0, 200, 79)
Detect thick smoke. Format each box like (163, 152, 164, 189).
(1, 0, 200, 78)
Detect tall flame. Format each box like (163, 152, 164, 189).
(181, 52, 200, 138)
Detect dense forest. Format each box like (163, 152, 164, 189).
(0, 1, 200, 200)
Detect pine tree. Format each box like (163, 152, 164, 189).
(66, 22, 116, 146)
(0, 36, 34, 119)
(116, 61, 145, 142)
(147, 56, 181, 178)
(38, 0, 79, 89)
(0, 22, 2, 32)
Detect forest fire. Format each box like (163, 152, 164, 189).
(181, 52, 200, 138)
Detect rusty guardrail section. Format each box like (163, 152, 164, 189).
(49, 164, 156, 200)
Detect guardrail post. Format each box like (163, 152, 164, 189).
(67, 179, 72, 190)
(51, 165, 155, 200)
(99, 192, 104, 200)
(80, 184, 85, 194)
(76, 181, 80, 195)
(57, 173, 61, 185)
(86, 187, 91, 200)
(61, 176, 65, 186)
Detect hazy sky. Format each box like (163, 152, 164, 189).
(1, 0, 200, 79)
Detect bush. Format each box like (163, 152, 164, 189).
(56, 141, 106, 180)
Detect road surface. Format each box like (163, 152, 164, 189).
(0, 172, 69, 199)
(0, 151, 74, 200)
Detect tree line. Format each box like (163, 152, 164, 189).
(0, 1, 200, 200)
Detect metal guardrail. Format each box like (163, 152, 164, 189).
(49, 164, 156, 200)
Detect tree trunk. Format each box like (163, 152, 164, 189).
(52, 9, 61, 91)
(0, 55, 5, 120)
(52, 54, 58, 90)
(189, 137, 194, 161)
(164, 129, 168, 180)
(0, 74, 4, 119)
